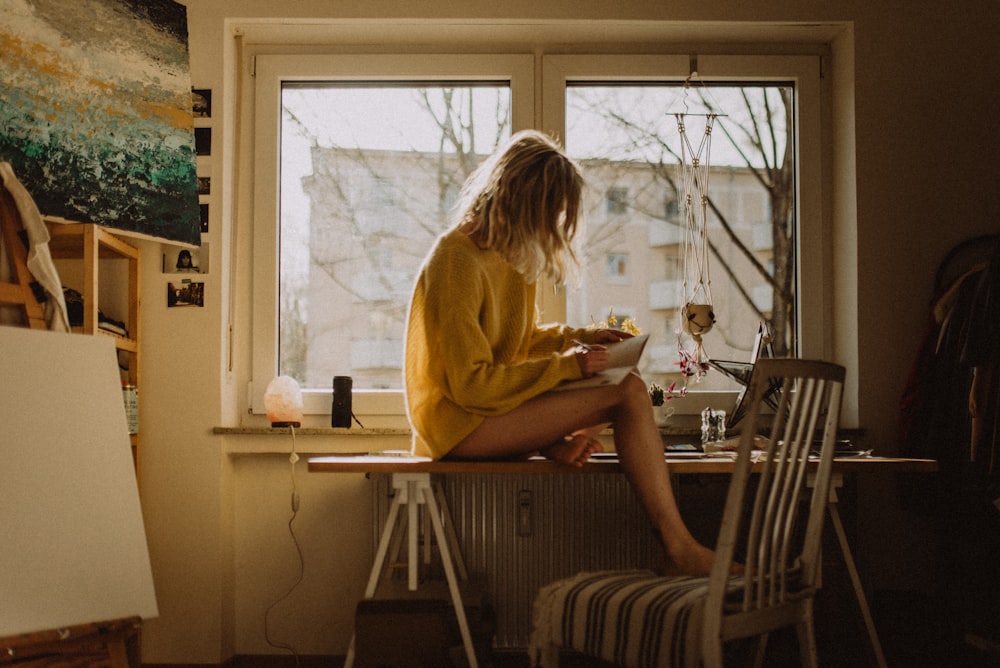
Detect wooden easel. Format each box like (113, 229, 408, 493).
(0, 617, 141, 667)
(1, 194, 147, 667)
(0, 185, 47, 329)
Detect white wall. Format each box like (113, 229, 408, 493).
(131, 0, 1000, 662)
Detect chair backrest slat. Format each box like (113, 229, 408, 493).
(708, 359, 845, 617)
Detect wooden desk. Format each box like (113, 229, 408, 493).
(308, 453, 938, 476)
(308, 454, 937, 668)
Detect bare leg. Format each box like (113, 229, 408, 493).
(448, 372, 715, 576)
(608, 374, 716, 576)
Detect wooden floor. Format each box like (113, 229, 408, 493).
(206, 586, 1000, 668)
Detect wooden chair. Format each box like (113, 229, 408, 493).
(530, 358, 846, 667)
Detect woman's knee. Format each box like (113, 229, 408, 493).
(612, 372, 653, 410)
(621, 372, 649, 398)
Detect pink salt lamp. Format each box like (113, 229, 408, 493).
(263, 375, 303, 427)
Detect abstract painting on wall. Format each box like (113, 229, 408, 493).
(0, 0, 201, 246)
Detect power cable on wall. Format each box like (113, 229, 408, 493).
(263, 425, 303, 666)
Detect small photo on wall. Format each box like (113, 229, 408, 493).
(163, 243, 209, 274)
(197, 176, 210, 195)
(168, 280, 204, 308)
(192, 88, 212, 118)
(200, 203, 209, 233)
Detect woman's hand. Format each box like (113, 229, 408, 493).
(570, 341, 608, 378)
(592, 328, 632, 345)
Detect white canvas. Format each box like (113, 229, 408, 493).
(0, 327, 157, 636)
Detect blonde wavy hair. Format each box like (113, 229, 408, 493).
(456, 130, 583, 285)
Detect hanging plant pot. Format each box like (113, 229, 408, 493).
(682, 302, 716, 338)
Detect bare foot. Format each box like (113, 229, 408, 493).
(655, 541, 717, 576)
(540, 434, 603, 467)
(652, 532, 744, 577)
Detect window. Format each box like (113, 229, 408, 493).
(545, 55, 824, 394)
(251, 55, 533, 414)
(250, 53, 823, 416)
(280, 83, 513, 390)
(566, 81, 795, 390)
(606, 253, 630, 284)
(606, 187, 629, 215)
(664, 194, 680, 221)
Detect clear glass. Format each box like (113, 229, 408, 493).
(275, 81, 796, 397)
(279, 84, 512, 389)
(701, 407, 727, 445)
(564, 83, 796, 394)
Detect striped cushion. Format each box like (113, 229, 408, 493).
(530, 570, 722, 668)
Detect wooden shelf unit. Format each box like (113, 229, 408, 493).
(46, 222, 141, 480)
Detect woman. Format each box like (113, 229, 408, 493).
(176, 249, 197, 272)
(404, 130, 716, 576)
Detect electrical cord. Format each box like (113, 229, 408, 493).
(263, 425, 303, 666)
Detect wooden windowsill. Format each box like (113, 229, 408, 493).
(213, 426, 409, 437)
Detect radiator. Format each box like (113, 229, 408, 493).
(370, 473, 660, 649)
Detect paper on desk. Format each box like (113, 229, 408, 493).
(552, 334, 649, 391)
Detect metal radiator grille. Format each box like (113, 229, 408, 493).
(370, 472, 659, 649)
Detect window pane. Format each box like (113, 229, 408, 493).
(280, 84, 511, 389)
(565, 83, 795, 392)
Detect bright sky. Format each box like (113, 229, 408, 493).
(282, 86, 510, 153)
(282, 84, 784, 168)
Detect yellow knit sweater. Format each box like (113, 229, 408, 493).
(404, 229, 592, 459)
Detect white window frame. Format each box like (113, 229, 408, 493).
(248, 52, 824, 419)
(250, 54, 534, 417)
(541, 54, 825, 414)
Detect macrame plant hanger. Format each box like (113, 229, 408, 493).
(675, 67, 719, 381)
